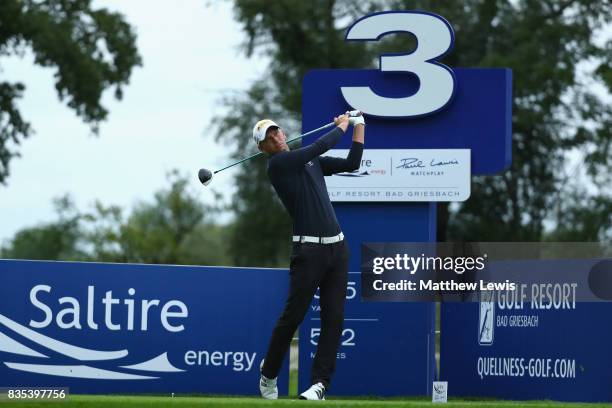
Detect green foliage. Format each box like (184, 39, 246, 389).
(545, 185, 612, 242)
(114, 171, 212, 264)
(212, 0, 611, 259)
(213, 81, 295, 267)
(0, 0, 141, 183)
(1, 172, 231, 266)
(0, 195, 84, 260)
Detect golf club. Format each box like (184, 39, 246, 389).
(198, 110, 362, 186)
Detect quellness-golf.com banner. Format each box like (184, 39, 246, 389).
(359, 242, 612, 402)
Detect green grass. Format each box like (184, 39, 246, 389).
(289, 368, 298, 396)
(4, 395, 611, 408)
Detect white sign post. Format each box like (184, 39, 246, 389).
(432, 381, 448, 403)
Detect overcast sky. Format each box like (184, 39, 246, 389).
(0, 1, 267, 243)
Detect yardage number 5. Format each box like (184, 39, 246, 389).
(341, 11, 456, 117)
(314, 281, 356, 300)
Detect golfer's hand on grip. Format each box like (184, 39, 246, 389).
(348, 114, 365, 127)
(334, 113, 349, 133)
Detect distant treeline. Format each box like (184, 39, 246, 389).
(0, 171, 288, 268)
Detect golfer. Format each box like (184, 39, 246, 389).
(253, 112, 365, 400)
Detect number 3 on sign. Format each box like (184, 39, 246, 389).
(341, 11, 456, 117)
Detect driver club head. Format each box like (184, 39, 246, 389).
(198, 168, 214, 186)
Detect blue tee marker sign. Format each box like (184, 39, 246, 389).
(299, 10, 511, 396)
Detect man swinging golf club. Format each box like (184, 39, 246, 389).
(254, 111, 365, 400)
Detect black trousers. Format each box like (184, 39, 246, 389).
(261, 239, 349, 390)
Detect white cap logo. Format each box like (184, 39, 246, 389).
(252, 119, 279, 146)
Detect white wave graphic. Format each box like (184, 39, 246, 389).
(0, 314, 184, 380)
(4, 362, 157, 380)
(0, 314, 127, 361)
(120, 352, 184, 372)
(0, 332, 48, 358)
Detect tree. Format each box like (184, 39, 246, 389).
(213, 2, 376, 266)
(545, 183, 612, 242)
(83, 171, 230, 265)
(0, 0, 141, 183)
(1, 195, 84, 260)
(115, 171, 207, 264)
(211, 0, 610, 266)
(213, 81, 296, 267)
(2, 172, 232, 266)
(439, 0, 612, 242)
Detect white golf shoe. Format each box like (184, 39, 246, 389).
(259, 360, 278, 400)
(299, 382, 326, 400)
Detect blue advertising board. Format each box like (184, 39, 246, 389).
(0, 260, 289, 395)
(441, 300, 612, 402)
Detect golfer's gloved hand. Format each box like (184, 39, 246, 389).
(348, 112, 365, 127)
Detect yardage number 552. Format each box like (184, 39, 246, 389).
(311, 328, 356, 347)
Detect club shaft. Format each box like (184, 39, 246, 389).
(213, 121, 336, 174)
